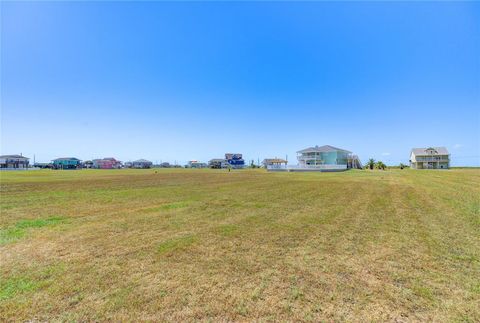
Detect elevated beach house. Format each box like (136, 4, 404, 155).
(92, 158, 122, 169)
(208, 158, 228, 169)
(225, 153, 245, 169)
(267, 145, 361, 172)
(410, 147, 450, 169)
(262, 158, 287, 169)
(0, 154, 29, 169)
(132, 159, 152, 169)
(52, 157, 82, 169)
(186, 160, 208, 168)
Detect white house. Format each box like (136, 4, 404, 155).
(266, 145, 362, 172)
(410, 147, 450, 169)
(0, 155, 29, 169)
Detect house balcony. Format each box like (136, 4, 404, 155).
(267, 164, 347, 172)
(415, 157, 450, 162)
(297, 155, 323, 162)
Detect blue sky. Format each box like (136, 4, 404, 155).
(1, 2, 479, 166)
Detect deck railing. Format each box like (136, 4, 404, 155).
(415, 157, 449, 162)
(267, 164, 347, 170)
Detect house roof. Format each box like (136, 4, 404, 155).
(411, 147, 449, 156)
(297, 145, 352, 154)
(209, 158, 227, 162)
(94, 158, 120, 162)
(52, 157, 81, 161)
(0, 154, 29, 159)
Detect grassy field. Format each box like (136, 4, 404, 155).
(1, 168, 479, 321)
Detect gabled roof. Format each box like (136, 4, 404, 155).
(0, 154, 29, 159)
(411, 147, 449, 156)
(297, 145, 352, 154)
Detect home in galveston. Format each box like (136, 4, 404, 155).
(131, 159, 153, 169)
(208, 158, 228, 169)
(52, 157, 82, 169)
(0, 154, 30, 169)
(225, 153, 245, 169)
(267, 145, 362, 172)
(262, 158, 287, 169)
(187, 160, 207, 168)
(410, 147, 450, 169)
(92, 157, 122, 169)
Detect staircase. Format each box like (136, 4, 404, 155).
(349, 155, 363, 169)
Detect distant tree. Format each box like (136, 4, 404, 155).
(399, 163, 406, 170)
(376, 161, 387, 170)
(366, 158, 375, 170)
(250, 160, 256, 168)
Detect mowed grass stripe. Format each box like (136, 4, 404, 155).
(0, 169, 478, 321)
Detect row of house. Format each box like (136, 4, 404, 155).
(0, 157, 153, 170)
(263, 145, 450, 171)
(0, 146, 450, 171)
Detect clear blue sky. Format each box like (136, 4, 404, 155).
(1, 1, 479, 166)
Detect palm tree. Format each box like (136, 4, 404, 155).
(376, 161, 387, 170)
(366, 158, 375, 170)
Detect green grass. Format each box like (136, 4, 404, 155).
(157, 234, 197, 254)
(0, 217, 66, 244)
(0, 277, 39, 301)
(0, 168, 479, 321)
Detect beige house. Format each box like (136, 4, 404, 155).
(262, 158, 287, 168)
(410, 147, 450, 169)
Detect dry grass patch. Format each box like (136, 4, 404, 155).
(0, 168, 479, 321)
